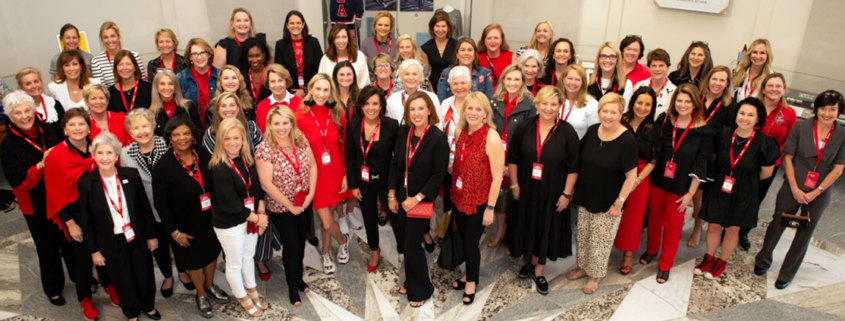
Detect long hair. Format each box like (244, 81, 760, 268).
(622, 86, 657, 127)
(477, 24, 509, 53)
(590, 42, 627, 90)
(283, 10, 310, 40)
(668, 83, 705, 125)
(227, 8, 256, 39)
(451, 37, 480, 70)
(149, 69, 189, 115)
(326, 25, 359, 62)
(731, 39, 773, 89)
(457, 92, 496, 131)
(544, 38, 575, 78)
(332, 61, 359, 107)
(210, 91, 249, 132)
(556, 64, 589, 108)
(395, 34, 423, 63)
(112, 50, 143, 82)
(403, 91, 440, 127)
(215, 65, 254, 111)
(56, 50, 93, 87)
(263, 105, 306, 151)
(209, 118, 254, 168)
(493, 64, 529, 102)
(528, 21, 554, 50)
(301, 74, 344, 134)
(676, 41, 713, 81)
(698, 66, 733, 105)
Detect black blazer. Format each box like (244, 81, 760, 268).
(345, 117, 399, 194)
(274, 37, 323, 91)
(388, 125, 449, 203)
(77, 166, 155, 257)
(154, 101, 203, 136)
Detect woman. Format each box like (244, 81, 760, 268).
(150, 69, 203, 136)
(86, 84, 132, 146)
(90, 21, 145, 87)
(519, 50, 546, 97)
(508, 86, 580, 295)
(516, 21, 553, 59)
(477, 23, 517, 88)
(489, 64, 537, 247)
(202, 92, 264, 154)
(318, 24, 370, 88)
(388, 92, 449, 307)
(16, 67, 65, 135)
(48, 50, 101, 111)
(334, 61, 360, 122)
(294, 74, 350, 274)
(620, 35, 650, 85)
(640, 84, 714, 284)
(214, 7, 267, 69)
(345, 86, 402, 272)
(557, 64, 599, 139)
(255, 105, 315, 306)
(372, 53, 396, 97)
(633, 49, 676, 119)
(436, 38, 494, 101)
(208, 66, 256, 123)
(1, 91, 73, 305)
(669, 41, 712, 87)
(78, 133, 160, 321)
(209, 118, 268, 317)
(256, 64, 303, 133)
(45, 108, 117, 320)
(361, 10, 398, 62)
(177, 38, 219, 128)
(421, 12, 458, 90)
(614, 87, 659, 275)
(541, 38, 576, 87)
(731, 39, 773, 102)
(107, 50, 153, 113)
(436, 66, 471, 246)
(387, 60, 442, 124)
(568, 93, 638, 293)
(696, 98, 780, 279)
(588, 42, 633, 103)
(393, 34, 433, 93)
(50, 24, 94, 82)
(274, 10, 323, 97)
(146, 29, 188, 80)
(239, 38, 273, 107)
(152, 114, 227, 317)
(450, 92, 504, 303)
(755, 90, 845, 290)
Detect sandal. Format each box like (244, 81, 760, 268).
(567, 269, 587, 281)
(656, 270, 670, 284)
(399, 284, 408, 295)
(462, 292, 475, 305)
(410, 300, 426, 308)
(583, 278, 600, 294)
(620, 253, 633, 275)
(246, 289, 268, 310)
(298, 280, 310, 293)
(238, 296, 262, 317)
(639, 252, 657, 265)
(452, 278, 466, 290)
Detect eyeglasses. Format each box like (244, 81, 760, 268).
(376, 64, 392, 70)
(190, 52, 209, 58)
(823, 91, 842, 99)
(599, 54, 618, 61)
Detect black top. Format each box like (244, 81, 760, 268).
(216, 33, 267, 70)
(210, 157, 263, 229)
(0, 121, 60, 216)
(650, 113, 715, 195)
(107, 81, 153, 113)
(540, 73, 561, 87)
(587, 79, 626, 101)
(623, 119, 661, 161)
(152, 148, 213, 234)
(56, 138, 91, 222)
(345, 117, 399, 195)
(241, 67, 273, 110)
(388, 125, 449, 203)
(274, 36, 323, 91)
(153, 101, 203, 136)
(668, 70, 702, 88)
(146, 54, 188, 82)
(421, 38, 458, 91)
(702, 98, 736, 130)
(573, 125, 638, 213)
(491, 94, 537, 145)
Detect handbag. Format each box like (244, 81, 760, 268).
(434, 210, 453, 239)
(404, 131, 433, 219)
(293, 191, 308, 207)
(780, 204, 811, 229)
(437, 215, 465, 270)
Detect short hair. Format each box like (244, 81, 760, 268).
(154, 29, 179, 52)
(646, 48, 671, 67)
(698, 65, 733, 105)
(372, 10, 394, 34)
(263, 104, 306, 149)
(477, 23, 509, 53)
(451, 37, 480, 70)
(112, 50, 143, 82)
(2, 91, 36, 116)
(354, 85, 388, 119)
(99, 21, 121, 46)
(493, 64, 529, 101)
(428, 12, 454, 39)
(371, 53, 394, 72)
(403, 91, 440, 126)
(210, 118, 254, 168)
(734, 97, 768, 130)
(61, 107, 90, 131)
(395, 34, 423, 62)
(238, 37, 271, 71)
(124, 108, 156, 130)
(283, 10, 311, 40)
(622, 86, 657, 125)
(91, 131, 122, 155)
(60, 24, 80, 41)
(558, 64, 589, 108)
(668, 83, 704, 124)
(263, 64, 293, 89)
(397, 59, 425, 84)
(447, 66, 471, 85)
(619, 35, 645, 60)
(518, 49, 546, 79)
(162, 113, 200, 143)
(211, 91, 248, 131)
(56, 50, 93, 87)
(215, 65, 254, 111)
(326, 24, 359, 62)
(598, 92, 626, 114)
(545, 38, 576, 77)
(15, 67, 42, 89)
(756, 72, 788, 107)
(227, 8, 256, 38)
(813, 90, 845, 116)
(183, 38, 214, 68)
(533, 86, 564, 108)
(528, 21, 554, 50)
(677, 41, 712, 81)
(83, 83, 110, 101)
(457, 92, 495, 130)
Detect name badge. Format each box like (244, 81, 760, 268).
(404, 172, 408, 188)
(298, 76, 305, 87)
(200, 193, 212, 211)
(502, 140, 507, 153)
(361, 165, 370, 182)
(122, 223, 136, 242)
(532, 163, 543, 180)
(804, 171, 820, 189)
(664, 161, 677, 179)
(244, 197, 255, 212)
(321, 151, 332, 165)
(721, 176, 735, 194)
(456, 177, 463, 190)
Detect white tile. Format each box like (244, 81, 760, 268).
(636, 259, 695, 315)
(304, 242, 326, 271)
(399, 298, 435, 321)
(765, 231, 845, 298)
(307, 290, 363, 321)
(435, 281, 496, 321)
(366, 275, 399, 321)
(0, 310, 17, 320)
(610, 283, 685, 321)
(543, 255, 578, 283)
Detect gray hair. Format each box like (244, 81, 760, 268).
(518, 49, 546, 79)
(448, 66, 472, 85)
(124, 108, 156, 129)
(396, 59, 424, 83)
(2, 90, 36, 115)
(91, 131, 122, 155)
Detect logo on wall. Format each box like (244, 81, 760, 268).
(654, 0, 730, 14)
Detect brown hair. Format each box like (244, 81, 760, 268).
(698, 65, 733, 105)
(210, 91, 249, 132)
(451, 37, 480, 70)
(668, 83, 705, 125)
(646, 48, 671, 67)
(428, 12, 454, 39)
(477, 23, 510, 53)
(326, 24, 359, 62)
(183, 38, 214, 68)
(112, 50, 143, 82)
(56, 50, 93, 88)
(154, 28, 179, 52)
(263, 63, 293, 89)
(61, 107, 90, 131)
(756, 72, 789, 108)
(557, 64, 589, 108)
(403, 91, 440, 126)
(215, 65, 254, 111)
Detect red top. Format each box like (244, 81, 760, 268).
(626, 63, 651, 85)
(256, 94, 303, 133)
(89, 111, 133, 146)
(294, 105, 348, 209)
(45, 141, 97, 237)
(478, 51, 515, 88)
(451, 125, 493, 214)
(761, 103, 797, 167)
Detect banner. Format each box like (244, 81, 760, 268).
(654, 0, 730, 14)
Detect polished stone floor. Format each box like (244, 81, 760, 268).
(1, 172, 845, 320)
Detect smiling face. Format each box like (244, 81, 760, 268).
(554, 42, 572, 66)
(484, 29, 503, 53)
(247, 46, 265, 71)
(334, 29, 349, 52)
(649, 60, 668, 81)
(375, 17, 391, 39)
(310, 79, 332, 105)
(536, 96, 561, 122)
(87, 90, 108, 115)
(270, 113, 292, 141)
(463, 98, 487, 128)
(190, 45, 209, 69)
(400, 64, 421, 90)
(336, 66, 355, 89)
(267, 72, 287, 97)
(128, 117, 154, 146)
(735, 104, 759, 131)
(231, 12, 252, 36)
(816, 104, 840, 126)
(217, 97, 240, 120)
(157, 35, 174, 55)
(623, 42, 640, 65)
(599, 47, 618, 74)
(93, 143, 117, 172)
(65, 116, 89, 141)
(535, 23, 551, 45)
(523, 58, 539, 82)
(674, 92, 694, 117)
(116, 56, 136, 81)
(749, 43, 768, 67)
(9, 104, 36, 132)
(563, 69, 582, 95)
(398, 39, 415, 60)
(408, 98, 431, 128)
(62, 29, 80, 51)
(688, 47, 705, 69)
(763, 77, 785, 102)
(708, 70, 729, 97)
(220, 70, 241, 93)
(223, 127, 244, 158)
(63, 58, 82, 81)
(101, 28, 120, 51)
(20, 73, 43, 98)
(169, 124, 193, 152)
(434, 21, 449, 39)
(374, 61, 392, 80)
(287, 15, 303, 38)
(457, 42, 475, 67)
(503, 69, 524, 95)
(599, 103, 622, 127)
(633, 94, 653, 120)
(157, 75, 176, 101)
(362, 94, 382, 122)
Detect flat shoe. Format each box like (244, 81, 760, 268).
(583, 279, 599, 294)
(567, 269, 587, 281)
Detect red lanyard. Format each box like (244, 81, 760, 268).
(503, 93, 518, 140)
(702, 98, 723, 124)
(228, 157, 251, 197)
(813, 120, 835, 170)
(650, 78, 667, 95)
(249, 67, 264, 103)
(360, 120, 381, 159)
(100, 172, 124, 219)
(376, 79, 392, 99)
(374, 37, 392, 55)
(8, 125, 45, 153)
(119, 81, 139, 112)
(530, 79, 540, 96)
(406, 125, 430, 167)
(560, 99, 575, 121)
(310, 110, 331, 141)
(191, 67, 210, 101)
(729, 129, 755, 176)
(36, 96, 47, 122)
(401, 92, 406, 107)
(234, 36, 243, 47)
(174, 149, 205, 191)
(277, 141, 302, 178)
(764, 102, 784, 135)
(551, 73, 556, 87)
(743, 74, 756, 98)
(535, 119, 559, 161)
(671, 117, 694, 161)
(596, 74, 617, 95)
(443, 106, 455, 136)
(160, 54, 174, 70)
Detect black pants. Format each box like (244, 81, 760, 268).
(398, 208, 433, 301)
(269, 209, 309, 292)
(454, 205, 485, 283)
(361, 176, 403, 252)
(151, 222, 175, 278)
(105, 236, 156, 319)
(24, 213, 75, 297)
(740, 165, 780, 238)
(441, 173, 454, 214)
(71, 239, 112, 302)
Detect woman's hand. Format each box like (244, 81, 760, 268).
(175, 232, 193, 248)
(556, 195, 570, 212)
(803, 189, 821, 204)
(512, 187, 520, 201)
(92, 252, 106, 266)
(339, 176, 348, 194)
(67, 221, 83, 243)
(257, 215, 268, 229)
(791, 188, 808, 204)
(304, 193, 314, 209)
(447, 162, 453, 174)
(389, 198, 399, 213)
(293, 89, 305, 98)
(607, 203, 623, 217)
(402, 197, 420, 212)
(352, 188, 363, 201)
(147, 238, 158, 252)
(676, 192, 693, 212)
(482, 208, 494, 226)
(290, 205, 305, 215)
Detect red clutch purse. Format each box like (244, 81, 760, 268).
(407, 202, 434, 219)
(293, 191, 308, 207)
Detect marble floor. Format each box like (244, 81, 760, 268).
(2, 174, 845, 320)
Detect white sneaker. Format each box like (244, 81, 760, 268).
(337, 235, 350, 264)
(322, 254, 336, 274)
(346, 213, 363, 230)
(338, 216, 350, 235)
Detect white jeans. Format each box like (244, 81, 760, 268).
(214, 222, 258, 298)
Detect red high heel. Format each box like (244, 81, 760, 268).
(368, 248, 381, 273)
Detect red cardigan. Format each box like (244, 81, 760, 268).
(255, 94, 303, 133)
(89, 111, 133, 145)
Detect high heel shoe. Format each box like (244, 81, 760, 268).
(639, 252, 657, 265)
(462, 292, 476, 305)
(620, 253, 633, 275)
(452, 278, 466, 290)
(237, 296, 262, 317)
(368, 248, 381, 273)
(246, 289, 268, 310)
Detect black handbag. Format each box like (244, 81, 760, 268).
(437, 215, 465, 270)
(780, 204, 811, 229)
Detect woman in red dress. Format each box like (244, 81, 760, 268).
(294, 73, 350, 274)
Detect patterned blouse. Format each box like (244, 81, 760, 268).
(450, 125, 493, 214)
(254, 139, 311, 213)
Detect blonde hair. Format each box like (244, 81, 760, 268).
(477, 24, 509, 53)
(756, 73, 789, 108)
(533, 86, 564, 110)
(227, 8, 256, 39)
(211, 91, 248, 131)
(731, 39, 773, 90)
(403, 91, 440, 127)
(154, 28, 179, 52)
(457, 92, 495, 131)
(262, 64, 292, 89)
(215, 65, 254, 111)
(149, 69, 190, 115)
(209, 118, 254, 168)
(99, 21, 121, 47)
(372, 11, 394, 35)
(300, 74, 344, 135)
(124, 108, 156, 129)
(15, 67, 41, 89)
(528, 21, 554, 50)
(371, 53, 394, 72)
(264, 105, 306, 151)
(83, 83, 110, 101)
(590, 42, 627, 90)
(493, 64, 529, 102)
(557, 64, 589, 108)
(395, 34, 423, 63)
(598, 92, 626, 114)
(699, 66, 733, 106)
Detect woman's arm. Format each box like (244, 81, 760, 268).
(484, 130, 505, 224)
(305, 145, 318, 208)
(257, 158, 295, 210)
(212, 45, 226, 69)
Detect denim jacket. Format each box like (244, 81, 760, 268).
(436, 67, 495, 102)
(176, 66, 219, 108)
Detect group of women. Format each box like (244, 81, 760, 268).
(1, 6, 844, 320)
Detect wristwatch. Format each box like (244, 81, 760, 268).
(562, 192, 573, 199)
(818, 186, 826, 193)
(617, 196, 626, 203)
(416, 195, 423, 202)
(486, 204, 495, 210)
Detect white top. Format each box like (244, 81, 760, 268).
(318, 51, 371, 88)
(558, 96, 599, 139)
(47, 78, 101, 111)
(600, 78, 634, 109)
(633, 78, 677, 120)
(268, 92, 292, 106)
(102, 174, 130, 234)
(734, 68, 761, 102)
(385, 89, 441, 126)
(35, 94, 61, 124)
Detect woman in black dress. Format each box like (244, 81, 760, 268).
(507, 86, 580, 295)
(421, 12, 458, 90)
(152, 114, 226, 318)
(213, 8, 266, 69)
(274, 10, 322, 98)
(696, 98, 780, 280)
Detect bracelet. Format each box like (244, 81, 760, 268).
(612, 202, 623, 210)
(257, 212, 266, 215)
(387, 195, 396, 201)
(562, 192, 573, 199)
(510, 184, 519, 190)
(635, 177, 643, 184)
(486, 204, 495, 210)
(172, 231, 181, 240)
(91, 251, 101, 257)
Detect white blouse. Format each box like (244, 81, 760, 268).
(558, 96, 599, 139)
(102, 174, 131, 235)
(318, 51, 371, 88)
(47, 78, 101, 111)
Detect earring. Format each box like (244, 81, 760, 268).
(192, 139, 198, 145)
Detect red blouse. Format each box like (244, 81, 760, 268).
(478, 51, 515, 88)
(89, 111, 133, 146)
(762, 103, 797, 167)
(626, 63, 651, 85)
(450, 125, 493, 214)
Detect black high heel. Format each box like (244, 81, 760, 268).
(462, 292, 476, 305)
(656, 270, 670, 284)
(639, 252, 657, 265)
(424, 240, 435, 253)
(452, 278, 466, 290)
